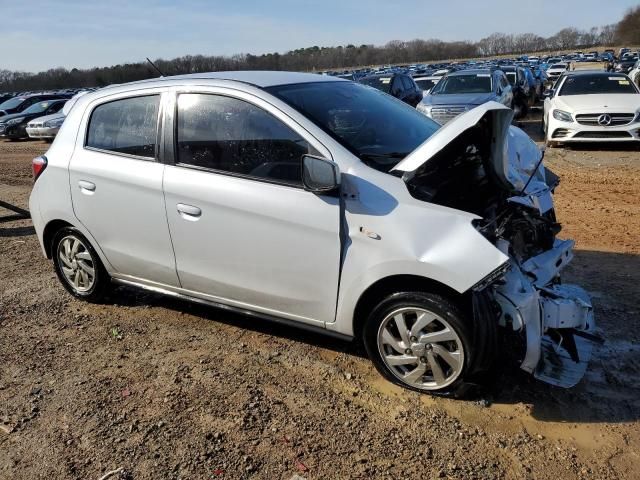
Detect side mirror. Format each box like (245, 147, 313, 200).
(542, 89, 554, 99)
(302, 155, 340, 193)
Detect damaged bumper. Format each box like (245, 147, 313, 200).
(493, 239, 600, 388)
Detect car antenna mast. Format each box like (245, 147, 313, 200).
(146, 57, 165, 77)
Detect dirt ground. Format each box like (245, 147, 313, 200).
(1, 110, 639, 480)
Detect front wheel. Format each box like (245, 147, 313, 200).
(52, 227, 111, 302)
(363, 292, 476, 396)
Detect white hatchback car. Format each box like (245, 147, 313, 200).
(30, 71, 599, 396)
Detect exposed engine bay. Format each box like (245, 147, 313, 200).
(393, 106, 601, 387)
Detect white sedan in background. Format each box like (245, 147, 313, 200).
(545, 62, 570, 83)
(26, 111, 65, 141)
(413, 75, 440, 96)
(543, 71, 640, 147)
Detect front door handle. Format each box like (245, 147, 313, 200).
(78, 180, 96, 194)
(176, 203, 202, 220)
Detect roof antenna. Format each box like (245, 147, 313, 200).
(146, 57, 165, 77)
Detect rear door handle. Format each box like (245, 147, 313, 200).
(78, 180, 96, 194)
(176, 203, 202, 220)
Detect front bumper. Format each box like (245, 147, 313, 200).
(548, 116, 640, 143)
(26, 126, 59, 139)
(493, 239, 598, 388)
(0, 124, 27, 139)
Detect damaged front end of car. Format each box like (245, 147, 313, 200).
(391, 101, 602, 388)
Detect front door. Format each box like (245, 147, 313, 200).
(163, 91, 341, 326)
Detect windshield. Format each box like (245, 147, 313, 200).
(23, 101, 55, 115)
(0, 97, 25, 111)
(559, 75, 638, 95)
(414, 78, 437, 91)
(430, 74, 492, 94)
(359, 76, 392, 93)
(505, 72, 516, 85)
(266, 81, 439, 172)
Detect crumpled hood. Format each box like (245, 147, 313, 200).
(392, 101, 546, 195)
(421, 92, 495, 107)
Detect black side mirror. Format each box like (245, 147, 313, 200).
(302, 155, 340, 193)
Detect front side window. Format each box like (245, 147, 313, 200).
(86, 95, 160, 158)
(401, 76, 414, 90)
(176, 93, 313, 186)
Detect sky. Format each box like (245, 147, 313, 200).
(2, 0, 638, 72)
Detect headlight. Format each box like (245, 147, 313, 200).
(416, 103, 432, 116)
(44, 117, 65, 127)
(552, 109, 573, 122)
(6, 117, 25, 125)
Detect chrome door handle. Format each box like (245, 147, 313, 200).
(176, 203, 202, 220)
(78, 180, 96, 193)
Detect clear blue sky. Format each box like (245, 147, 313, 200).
(3, 0, 638, 72)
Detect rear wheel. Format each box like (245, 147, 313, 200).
(363, 292, 476, 397)
(52, 227, 110, 302)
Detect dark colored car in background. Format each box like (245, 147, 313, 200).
(0, 99, 67, 139)
(501, 65, 533, 118)
(359, 73, 423, 107)
(0, 93, 70, 117)
(616, 52, 639, 73)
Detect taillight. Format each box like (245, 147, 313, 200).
(32, 155, 47, 183)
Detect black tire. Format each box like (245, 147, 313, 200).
(51, 226, 111, 302)
(363, 291, 477, 397)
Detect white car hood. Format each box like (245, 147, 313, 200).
(392, 101, 544, 194)
(553, 93, 640, 113)
(29, 112, 65, 125)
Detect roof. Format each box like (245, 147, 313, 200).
(99, 71, 345, 92)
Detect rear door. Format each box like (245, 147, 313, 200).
(162, 89, 341, 326)
(69, 90, 179, 286)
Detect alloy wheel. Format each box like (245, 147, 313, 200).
(377, 307, 465, 390)
(56, 235, 96, 293)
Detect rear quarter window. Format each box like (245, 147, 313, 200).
(86, 95, 160, 158)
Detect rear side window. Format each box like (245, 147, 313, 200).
(86, 95, 160, 158)
(176, 93, 313, 186)
(401, 76, 413, 90)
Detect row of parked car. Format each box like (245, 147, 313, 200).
(0, 88, 96, 141)
(353, 60, 549, 123)
(342, 53, 640, 148)
(2, 47, 639, 144)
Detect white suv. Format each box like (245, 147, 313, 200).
(29, 71, 598, 395)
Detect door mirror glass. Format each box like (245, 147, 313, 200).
(302, 155, 340, 193)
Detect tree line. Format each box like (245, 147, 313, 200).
(1, 6, 639, 93)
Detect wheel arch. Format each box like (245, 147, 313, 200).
(42, 219, 74, 258)
(352, 274, 470, 341)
